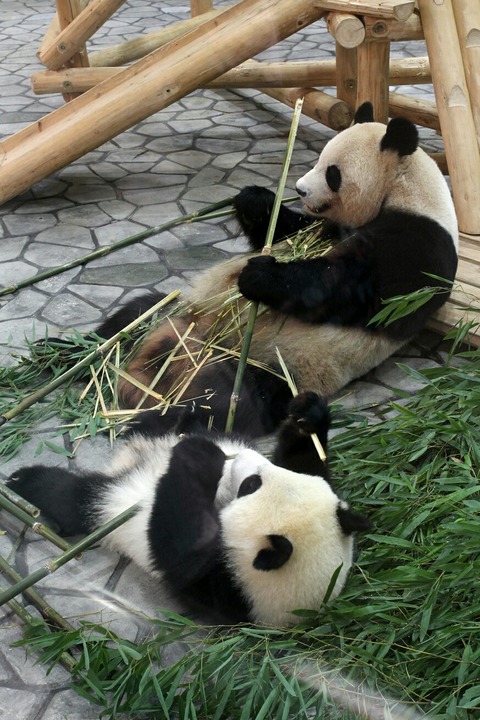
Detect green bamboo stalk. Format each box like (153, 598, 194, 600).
(0, 198, 235, 298)
(0, 502, 140, 607)
(0, 582, 77, 671)
(0, 554, 75, 633)
(0, 482, 40, 518)
(0, 493, 72, 552)
(225, 98, 304, 432)
(0, 291, 180, 428)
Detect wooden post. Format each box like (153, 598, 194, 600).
(356, 38, 390, 123)
(334, 44, 357, 110)
(55, 0, 90, 101)
(261, 87, 352, 130)
(452, 1, 480, 145)
(0, 0, 326, 205)
(363, 12, 423, 41)
(190, 0, 213, 16)
(417, 0, 480, 235)
(39, 0, 126, 70)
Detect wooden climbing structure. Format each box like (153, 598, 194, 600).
(0, 0, 479, 343)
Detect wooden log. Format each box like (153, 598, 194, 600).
(190, 0, 213, 16)
(388, 56, 430, 85)
(55, 0, 89, 101)
(363, 12, 423, 41)
(39, 0, 125, 70)
(326, 12, 365, 48)
(334, 44, 357, 109)
(452, 1, 480, 144)
(37, 14, 60, 59)
(356, 39, 390, 123)
(32, 60, 341, 94)
(315, 0, 415, 22)
(0, 0, 326, 204)
(389, 91, 440, 131)
(261, 87, 352, 130)
(417, 0, 480, 235)
(89, 9, 224, 66)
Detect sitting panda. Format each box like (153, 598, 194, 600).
(61, 102, 458, 437)
(7, 393, 371, 627)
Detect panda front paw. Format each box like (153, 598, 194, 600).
(287, 392, 329, 437)
(238, 255, 285, 306)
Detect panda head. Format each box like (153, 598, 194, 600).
(296, 101, 446, 230)
(220, 449, 370, 627)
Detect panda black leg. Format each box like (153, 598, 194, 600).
(233, 186, 313, 251)
(272, 392, 330, 479)
(6, 465, 107, 536)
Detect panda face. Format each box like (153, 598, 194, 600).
(220, 450, 357, 626)
(296, 121, 402, 228)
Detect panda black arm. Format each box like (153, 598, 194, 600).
(6, 466, 108, 536)
(238, 236, 374, 325)
(233, 186, 314, 251)
(147, 436, 226, 590)
(272, 393, 330, 479)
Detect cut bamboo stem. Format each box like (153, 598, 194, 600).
(0, 483, 40, 518)
(0, 555, 76, 633)
(0, 503, 141, 607)
(0, 293, 180, 428)
(0, 0, 326, 205)
(225, 98, 304, 433)
(417, 0, 480, 235)
(0, 197, 235, 298)
(0, 493, 73, 552)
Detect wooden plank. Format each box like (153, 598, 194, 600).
(315, 0, 415, 22)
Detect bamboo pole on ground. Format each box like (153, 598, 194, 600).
(0, 0, 326, 206)
(39, 0, 126, 70)
(31, 56, 433, 96)
(417, 0, 480, 235)
(260, 87, 352, 130)
(356, 39, 390, 123)
(452, 1, 480, 145)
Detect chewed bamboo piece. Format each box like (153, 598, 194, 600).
(225, 97, 305, 432)
(275, 348, 326, 462)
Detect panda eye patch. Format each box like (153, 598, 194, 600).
(237, 474, 262, 497)
(326, 164, 341, 193)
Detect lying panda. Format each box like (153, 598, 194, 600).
(7, 393, 371, 627)
(60, 102, 458, 437)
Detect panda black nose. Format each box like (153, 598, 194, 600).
(296, 184, 307, 197)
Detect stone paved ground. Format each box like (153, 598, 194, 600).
(0, 2, 452, 718)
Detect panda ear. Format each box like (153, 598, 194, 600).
(380, 117, 418, 157)
(253, 534, 293, 571)
(353, 102, 374, 124)
(337, 504, 372, 536)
